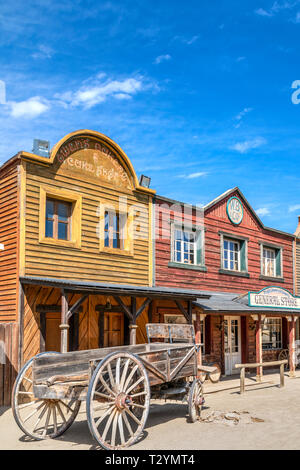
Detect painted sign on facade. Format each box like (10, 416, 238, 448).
(55, 137, 131, 189)
(226, 196, 243, 225)
(248, 286, 300, 310)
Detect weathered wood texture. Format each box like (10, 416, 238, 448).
(295, 240, 300, 295)
(22, 285, 149, 366)
(0, 322, 19, 406)
(0, 160, 19, 322)
(155, 191, 294, 293)
(24, 160, 151, 285)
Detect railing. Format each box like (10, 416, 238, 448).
(234, 360, 288, 394)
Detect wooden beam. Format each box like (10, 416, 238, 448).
(60, 290, 69, 353)
(66, 295, 88, 321)
(114, 296, 133, 321)
(130, 297, 137, 345)
(174, 300, 190, 323)
(255, 314, 262, 382)
(136, 297, 152, 319)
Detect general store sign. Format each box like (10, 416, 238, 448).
(248, 287, 300, 310)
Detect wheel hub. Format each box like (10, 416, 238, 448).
(115, 392, 132, 411)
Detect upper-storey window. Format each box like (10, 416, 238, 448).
(223, 238, 240, 271)
(104, 211, 125, 250)
(262, 247, 276, 277)
(219, 232, 248, 276)
(171, 225, 204, 267)
(39, 186, 82, 249)
(173, 229, 196, 265)
(46, 198, 72, 241)
(261, 244, 283, 279)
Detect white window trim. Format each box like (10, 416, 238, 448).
(223, 237, 241, 272)
(262, 317, 282, 350)
(260, 243, 283, 278)
(171, 223, 203, 266)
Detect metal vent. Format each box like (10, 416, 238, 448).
(32, 139, 50, 157)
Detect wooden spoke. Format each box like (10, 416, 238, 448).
(118, 413, 125, 446)
(122, 410, 134, 437)
(12, 354, 80, 441)
(123, 365, 139, 393)
(120, 359, 130, 390)
(23, 402, 44, 423)
(107, 363, 115, 390)
(124, 407, 141, 426)
(111, 412, 119, 448)
(87, 352, 150, 450)
(125, 376, 145, 395)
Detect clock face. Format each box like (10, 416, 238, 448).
(227, 197, 243, 225)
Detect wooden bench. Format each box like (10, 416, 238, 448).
(235, 360, 288, 394)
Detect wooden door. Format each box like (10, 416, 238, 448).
(103, 312, 124, 347)
(45, 312, 62, 352)
(224, 316, 241, 375)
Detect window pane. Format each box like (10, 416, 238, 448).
(58, 222, 68, 240)
(57, 202, 69, 222)
(45, 219, 53, 238)
(46, 200, 54, 220)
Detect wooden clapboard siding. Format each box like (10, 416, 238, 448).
(0, 322, 19, 406)
(22, 285, 149, 365)
(295, 240, 300, 295)
(155, 190, 294, 293)
(0, 160, 19, 322)
(24, 162, 151, 285)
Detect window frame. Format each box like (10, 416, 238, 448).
(39, 186, 82, 249)
(99, 203, 134, 257)
(223, 237, 241, 272)
(219, 231, 249, 276)
(260, 242, 283, 279)
(45, 198, 72, 241)
(170, 222, 205, 267)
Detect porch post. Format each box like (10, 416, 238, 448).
(194, 312, 202, 375)
(288, 315, 296, 378)
(60, 289, 69, 353)
(129, 297, 137, 345)
(255, 314, 263, 382)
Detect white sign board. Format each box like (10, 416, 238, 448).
(248, 286, 300, 310)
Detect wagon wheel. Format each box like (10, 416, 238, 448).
(278, 349, 289, 370)
(208, 362, 221, 384)
(86, 351, 150, 450)
(188, 379, 204, 423)
(12, 352, 81, 440)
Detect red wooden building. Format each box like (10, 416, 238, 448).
(154, 187, 299, 377)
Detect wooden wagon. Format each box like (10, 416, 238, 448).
(12, 324, 204, 450)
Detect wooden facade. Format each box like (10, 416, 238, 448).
(154, 189, 298, 376)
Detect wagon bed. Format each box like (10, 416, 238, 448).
(12, 324, 204, 450)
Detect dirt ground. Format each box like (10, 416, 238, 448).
(1, 370, 300, 450)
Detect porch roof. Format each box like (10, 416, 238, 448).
(193, 291, 300, 316)
(20, 276, 210, 301)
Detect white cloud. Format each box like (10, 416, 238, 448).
(154, 54, 171, 64)
(179, 171, 208, 179)
(255, 1, 300, 17)
(57, 76, 144, 109)
(235, 107, 253, 121)
(9, 96, 49, 118)
(231, 137, 266, 153)
(289, 204, 300, 212)
(256, 207, 270, 216)
(32, 44, 54, 60)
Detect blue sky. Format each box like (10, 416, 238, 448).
(1, 0, 300, 233)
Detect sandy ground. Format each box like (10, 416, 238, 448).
(1, 371, 300, 450)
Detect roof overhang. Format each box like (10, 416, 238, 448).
(20, 276, 210, 301)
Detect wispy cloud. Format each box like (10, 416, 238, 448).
(289, 204, 300, 212)
(233, 107, 253, 128)
(154, 54, 171, 64)
(255, 1, 300, 17)
(32, 44, 54, 60)
(256, 207, 271, 216)
(56, 75, 145, 109)
(231, 137, 267, 153)
(179, 171, 208, 179)
(8, 96, 49, 118)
